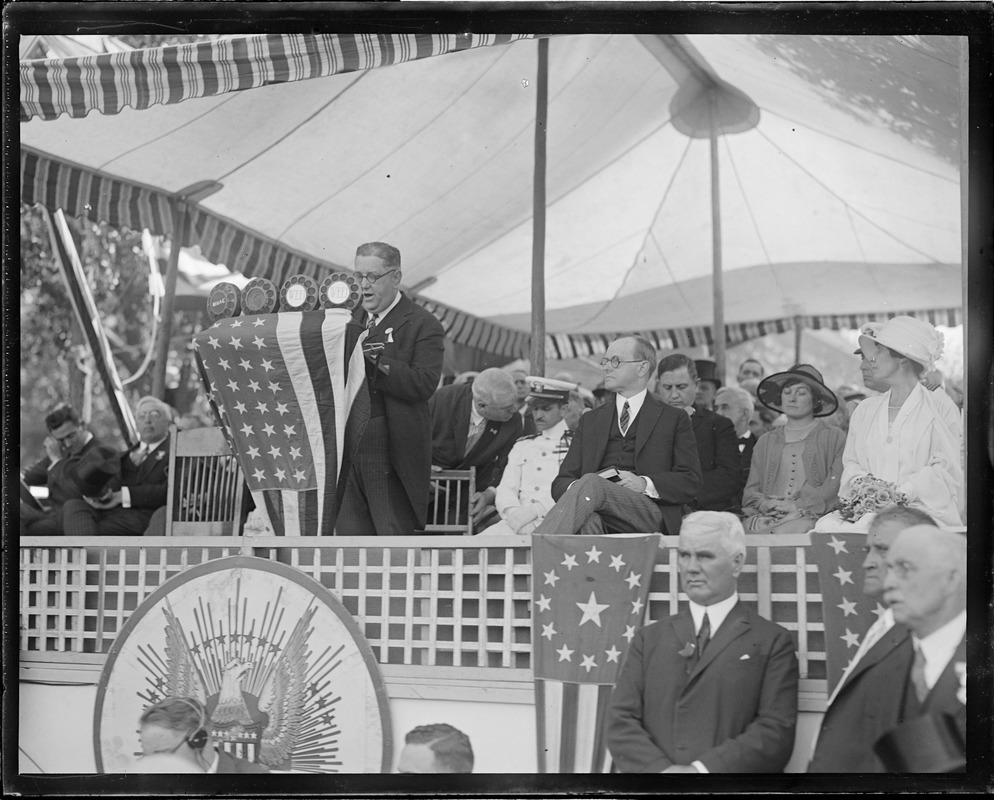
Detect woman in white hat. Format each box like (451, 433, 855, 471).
(817, 316, 963, 531)
(742, 364, 847, 534)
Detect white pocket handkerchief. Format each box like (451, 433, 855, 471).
(739, 654, 750, 660)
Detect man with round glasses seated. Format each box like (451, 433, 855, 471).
(531, 336, 702, 537)
(62, 396, 174, 536)
(20, 404, 107, 535)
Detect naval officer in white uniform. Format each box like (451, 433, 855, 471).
(486, 377, 576, 536)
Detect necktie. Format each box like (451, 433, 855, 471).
(465, 419, 485, 455)
(620, 401, 631, 435)
(366, 314, 377, 332)
(132, 443, 148, 466)
(697, 612, 712, 656)
(911, 641, 929, 703)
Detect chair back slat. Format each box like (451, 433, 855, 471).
(165, 426, 246, 537)
(425, 468, 475, 534)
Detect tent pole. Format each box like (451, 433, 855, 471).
(151, 200, 188, 399)
(794, 315, 804, 364)
(530, 37, 549, 377)
(708, 91, 725, 383)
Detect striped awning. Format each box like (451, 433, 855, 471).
(20, 33, 539, 122)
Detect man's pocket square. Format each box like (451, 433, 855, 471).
(739, 654, 751, 660)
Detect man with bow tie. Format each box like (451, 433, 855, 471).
(714, 386, 757, 484)
(808, 506, 940, 772)
(62, 396, 173, 535)
(607, 511, 798, 773)
(339, 241, 446, 536)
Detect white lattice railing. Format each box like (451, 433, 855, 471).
(19, 533, 826, 685)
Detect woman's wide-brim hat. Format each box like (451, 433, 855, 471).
(857, 315, 945, 373)
(757, 364, 838, 418)
(69, 444, 121, 497)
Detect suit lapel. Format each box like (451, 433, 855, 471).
(378, 293, 412, 338)
(586, 403, 612, 471)
(634, 396, 662, 457)
(672, 609, 695, 657)
(845, 624, 910, 687)
(688, 603, 751, 679)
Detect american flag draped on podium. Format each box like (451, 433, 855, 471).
(532, 533, 661, 773)
(810, 532, 883, 694)
(192, 309, 369, 536)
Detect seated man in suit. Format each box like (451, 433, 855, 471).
(607, 511, 798, 772)
(531, 336, 701, 537)
(873, 524, 966, 771)
(714, 386, 757, 483)
(429, 367, 523, 526)
(656, 354, 742, 513)
(62, 396, 173, 536)
(484, 377, 575, 536)
(139, 697, 268, 774)
(20, 404, 105, 535)
(808, 506, 938, 772)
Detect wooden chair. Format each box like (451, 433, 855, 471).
(164, 426, 247, 536)
(425, 467, 476, 535)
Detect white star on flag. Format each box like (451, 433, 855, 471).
(585, 546, 602, 563)
(208, 336, 220, 349)
(252, 317, 265, 327)
(294, 469, 306, 481)
(827, 536, 848, 555)
(229, 319, 242, 328)
(562, 553, 578, 570)
(542, 623, 557, 641)
(837, 598, 857, 617)
(841, 628, 861, 648)
(268, 445, 282, 458)
(289, 446, 302, 460)
(605, 645, 621, 663)
(268, 382, 282, 393)
(631, 597, 644, 615)
(283, 424, 296, 436)
(535, 595, 552, 612)
(276, 403, 290, 415)
(609, 554, 625, 572)
(239, 358, 252, 370)
(229, 337, 243, 350)
(218, 358, 231, 370)
(246, 446, 260, 459)
(544, 570, 560, 587)
(871, 602, 887, 620)
(253, 336, 266, 349)
(248, 379, 261, 392)
(256, 402, 269, 414)
(575, 592, 609, 627)
(556, 644, 574, 662)
(580, 655, 598, 672)
(227, 379, 239, 392)
(274, 468, 286, 480)
(263, 423, 276, 436)
(623, 625, 636, 642)
(260, 358, 274, 372)
(625, 572, 641, 589)
(253, 468, 265, 481)
(241, 423, 254, 436)
(833, 567, 853, 586)
(234, 401, 247, 414)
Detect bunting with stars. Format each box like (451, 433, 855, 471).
(192, 309, 369, 536)
(531, 533, 661, 773)
(811, 531, 882, 694)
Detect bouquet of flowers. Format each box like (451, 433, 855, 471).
(837, 474, 910, 522)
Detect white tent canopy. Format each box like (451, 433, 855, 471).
(20, 32, 963, 358)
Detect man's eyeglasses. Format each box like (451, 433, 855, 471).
(354, 269, 397, 285)
(600, 357, 646, 370)
(137, 410, 165, 422)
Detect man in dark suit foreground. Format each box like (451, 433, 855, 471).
(139, 697, 268, 774)
(340, 241, 446, 535)
(874, 524, 966, 770)
(607, 511, 798, 773)
(655, 354, 742, 513)
(62, 396, 173, 536)
(808, 506, 938, 772)
(532, 336, 701, 537)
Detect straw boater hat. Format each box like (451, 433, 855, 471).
(757, 364, 838, 418)
(856, 316, 945, 373)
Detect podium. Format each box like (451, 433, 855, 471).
(192, 309, 369, 536)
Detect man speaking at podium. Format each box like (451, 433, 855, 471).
(339, 241, 445, 535)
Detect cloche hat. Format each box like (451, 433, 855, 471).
(757, 364, 838, 418)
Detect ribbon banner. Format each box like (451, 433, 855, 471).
(531, 533, 661, 773)
(811, 532, 881, 694)
(192, 309, 368, 536)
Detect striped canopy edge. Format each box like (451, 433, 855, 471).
(19, 148, 962, 361)
(20, 33, 541, 122)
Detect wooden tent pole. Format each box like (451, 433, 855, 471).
(708, 91, 726, 383)
(151, 200, 188, 399)
(530, 37, 549, 377)
(794, 315, 804, 364)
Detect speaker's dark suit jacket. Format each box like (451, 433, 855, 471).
(429, 382, 523, 491)
(607, 602, 799, 773)
(690, 406, 743, 512)
(551, 393, 701, 536)
(808, 622, 914, 772)
(355, 293, 445, 526)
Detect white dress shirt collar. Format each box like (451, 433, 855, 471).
(688, 593, 739, 635)
(914, 610, 966, 690)
(541, 419, 569, 441)
(615, 389, 648, 423)
(369, 290, 402, 326)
